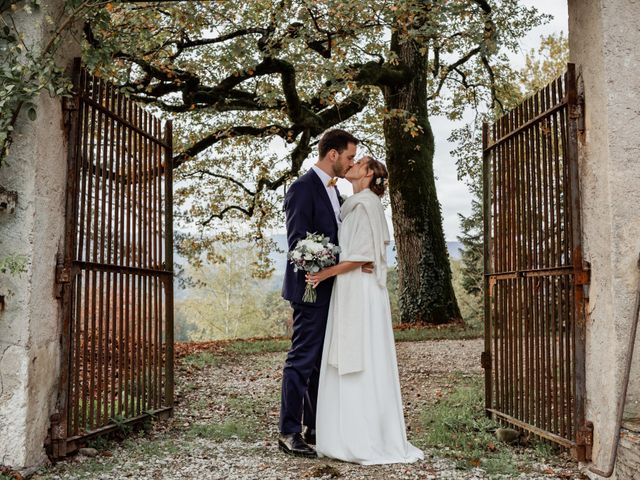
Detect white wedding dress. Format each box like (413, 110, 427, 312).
(316, 189, 424, 465)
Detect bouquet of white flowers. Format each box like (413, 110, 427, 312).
(288, 232, 341, 303)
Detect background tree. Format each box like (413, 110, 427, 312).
(82, 0, 549, 324)
(454, 32, 569, 323)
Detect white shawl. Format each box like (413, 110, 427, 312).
(327, 189, 391, 374)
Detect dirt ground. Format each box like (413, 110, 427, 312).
(32, 338, 585, 480)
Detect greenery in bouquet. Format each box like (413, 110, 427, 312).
(288, 232, 340, 303)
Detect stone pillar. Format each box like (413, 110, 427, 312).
(568, 0, 640, 478)
(0, 1, 79, 470)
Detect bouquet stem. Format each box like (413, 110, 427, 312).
(303, 283, 317, 303)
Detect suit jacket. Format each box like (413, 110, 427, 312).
(282, 169, 340, 305)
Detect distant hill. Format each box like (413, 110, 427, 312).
(173, 235, 463, 300)
(269, 234, 462, 271)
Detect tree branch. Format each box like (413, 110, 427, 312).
(182, 169, 256, 196)
(354, 61, 414, 88)
(173, 124, 290, 168)
(428, 46, 481, 101)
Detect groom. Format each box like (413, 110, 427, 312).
(279, 129, 359, 457)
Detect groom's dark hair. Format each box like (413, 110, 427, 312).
(318, 129, 359, 158)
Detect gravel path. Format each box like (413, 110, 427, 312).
(33, 339, 584, 480)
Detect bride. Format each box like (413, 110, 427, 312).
(307, 156, 423, 465)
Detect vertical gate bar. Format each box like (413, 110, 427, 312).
(524, 96, 535, 428)
(72, 66, 87, 438)
(566, 63, 587, 455)
(116, 91, 124, 418)
(148, 118, 154, 410)
(552, 80, 563, 436)
(102, 81, 113, 427)
(547, 86, 557, 435)
(128, 96, 135, 418)
(499, 119, 507, 413)
(559, 75, 572, 439)
(554, 86, 569, 438)
(535, 86, 546, 432)
(496, 119, 504, 412)
(545, 85, 554, 435)
(154, 117, 160, 409)
(509, 110, 517, 421)
(111, 84, 119, 424)
(513, 107, 521, 421)
(56, 58, 83, 455)
(134, 103, 141, 416)
(152, 125, 158, 409)
(532, 88, 545, 431)
(482, 122, 492, 413)
(504, 113, 512, 416)
(131, 102, 139, 416)
(140, 108, 147, 413)
(124, 94, 132, 419)
(143, 110, 151, 412)
(137, 105, 144, 415)
(496, 122, 502, 408)
(491, 122, 500, 412)
(519, 103, 528, 425)
(107, 81, 116, 423)
(79, 68, 92, 435)
(151, 118, 158, 409)
(508, 111, 516, 418)
(164, 120, 174, 408)
(516, 104, 525, 422)
(157, 119, 165, 407)
(545, 82, 558, 433)
(88, 73, 101, 431)
(95, 76, 106, 430)
(114, 87, 124, 420)
(524, 97, 534, 427)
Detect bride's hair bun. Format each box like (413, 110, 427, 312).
(363, 156, 389, 197)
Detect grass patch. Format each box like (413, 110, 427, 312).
(181, 351, 221, 368)
(187, 418, 258, 442)
(393, 324, 482, 343)
(419, 376, 529, 477)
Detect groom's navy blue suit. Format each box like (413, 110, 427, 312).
(280, 169, 340, 434)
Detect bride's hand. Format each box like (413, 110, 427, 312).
(306, 270, 330, 288)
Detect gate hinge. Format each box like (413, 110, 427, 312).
(574, 269, 590, 286)
(481, 351, 492, 369)
(575, 421, 594, 462)
(56, 265, 71, 284)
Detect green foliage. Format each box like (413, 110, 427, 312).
(419, 377, 520, 476)
(181, 351, 221, 369)
(0, 0, 94, 165)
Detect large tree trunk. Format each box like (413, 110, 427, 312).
(382, 33, 462, 325)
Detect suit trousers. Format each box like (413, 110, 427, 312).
(279, 300, 329, 434)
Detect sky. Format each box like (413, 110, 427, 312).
(319, 0, 569, 242)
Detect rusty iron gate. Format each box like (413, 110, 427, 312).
(482, 63, 592, 460)
(49, 58, 174, 458)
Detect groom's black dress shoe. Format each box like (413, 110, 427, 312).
(302, 426, 316, 445)
(278, 432, 316, 458)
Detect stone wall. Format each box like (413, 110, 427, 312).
(568, 0, 640, 478)
(617, 422, 640, 480)
(0, 0, 78, 469)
